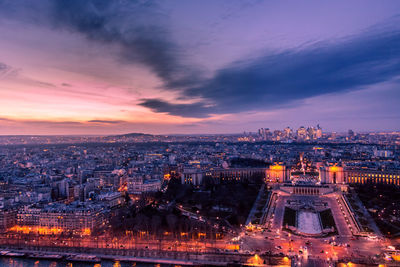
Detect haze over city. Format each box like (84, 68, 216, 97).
(0, 0, 400, 135)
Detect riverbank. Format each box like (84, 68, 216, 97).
(0, 245, 290, 266)
(0, 246, 233, 266)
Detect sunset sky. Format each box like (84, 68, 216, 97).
(0, 0, 399, 135)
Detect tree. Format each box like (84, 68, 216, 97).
(151, 215, 162, 236)
(124, 192, 131, 204)
(166, 214, 177, 234)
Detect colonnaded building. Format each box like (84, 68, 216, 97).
(266, 163, 400, 186)
(181, 156, 400, 187)
(181, 154, 399, 239)
(259, 154, 393, 238)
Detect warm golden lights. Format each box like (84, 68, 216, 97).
(9, 225, 91, 235)
(247, 254, 264, 266)
(9, 225, 63, 235)
(270, 164, 284, 171)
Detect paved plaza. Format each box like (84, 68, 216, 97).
(297, 211, 321, 234)
(239, 184, 389, 266)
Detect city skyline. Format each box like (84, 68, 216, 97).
(1, 0, 400, 135)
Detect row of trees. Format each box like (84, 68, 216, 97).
(110, 204, 224, 239)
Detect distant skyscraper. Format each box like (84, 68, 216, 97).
(284, 127, 292, 138)
(316, 124, 322, 139)
(258, 128, 267, 140)
(307, 127, 317, 140)
(257, 128, 271, 140)
(297, 126, 307, 140)
(265, 128, 271, 139)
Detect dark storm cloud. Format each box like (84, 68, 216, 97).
(142, 22, 400, 117)
(51, 0, 191, 88)
(0, 0, 197, 88)
(138, 99, 211, 118)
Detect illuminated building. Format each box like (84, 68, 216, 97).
(316, 124, 322, 139)
(127, 176, 161, 194)
(320, 166, 400, 185)
(307, 127, 317, 140)
(181, 168, 205, 185)
(296, 126, 307, 140)
(284, 127, 292, 138)
(97, 192, 123, 208)
(14, 202, 107, 234)
(0, 209, 16, 232)
(319, 166, 345, 184)
(373, 148, 393, 158)
(265, 164, 289, 182)
(344, 168, 400, 185)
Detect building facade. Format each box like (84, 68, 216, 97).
(320, 166, 400, 185)
(181, 167, 268, 185)
(13, 202, 107, 235)
(127, 176, 161, 194)
(265, 164, 290, 182)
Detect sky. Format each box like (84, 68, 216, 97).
(0, 0, 399, 135)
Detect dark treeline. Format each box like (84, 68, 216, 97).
(111, 176, 263, 239)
